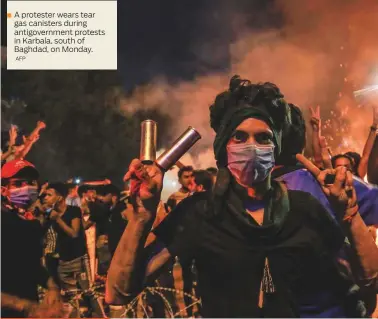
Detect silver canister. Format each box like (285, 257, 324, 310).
(140, 120, 157, 164)
(156, 127, 201, 171)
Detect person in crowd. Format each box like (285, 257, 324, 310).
(44, 182, 106, 317)
(332, 153, 355, 172)
(92, 184, 120, 275)
(206, 167, 218, 186)
(65, 182, 81, 207)
(1, 159, 63, 318)
(345, 151, 362, 176)
(272, 103, 378, 226)
(1, 125, 18, 165)
(189, 169, 213, 193)
(354, 103, 378, 179)
(106, 76, 377, 317)
(107, 188, 130, 258)
(273, 103, 378, 316)
(44, 183, 88, 290)
(166, 166, 194, 211)
(78, 184, 112, 276)
(311, 104, 378, 179)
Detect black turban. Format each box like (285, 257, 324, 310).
(210, 75, 291, 167)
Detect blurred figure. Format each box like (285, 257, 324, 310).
(166, 166, 194, 211)
(345, 151, 362, 177)
(107, 186, 129, 257)
(206, 167, 218, 186)
(65, 183, 81, 207)
(1, 160, 62, 318)
(44, 183, 88, 291)
(44, 183, 106, 318)
(332, 153, 354, 172)
(190, 169, 213, 193)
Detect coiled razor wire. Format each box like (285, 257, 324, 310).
(120, 286, 202, 318)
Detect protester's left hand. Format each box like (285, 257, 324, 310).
(49, 210, 60, 220)
(296, 154, 358, 216)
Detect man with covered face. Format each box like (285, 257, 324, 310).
(1, 159, 63, 318)
(106, 76, 377, 317)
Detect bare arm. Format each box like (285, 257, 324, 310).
(358, 126, 377, 179)
(1, 125, 17, 161)
(309, 106, 323, 168)
(106, 159, 164, 305)
(297, 154, 378, 287)
(1, 292, 35, 314)
(14, 121, 45, 159)
(106, 219, 154, 304)
(340, 212, 378, 287)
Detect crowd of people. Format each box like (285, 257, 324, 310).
(1, 75, 378, 318)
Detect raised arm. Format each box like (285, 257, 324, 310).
(1, 125, 18, 162)
(357, 105, 378, 178)
(297, 154, 378, 287)
(106, 159, 165, 305)
(14, 121, 46, 159)
(309, 106, 323, 168)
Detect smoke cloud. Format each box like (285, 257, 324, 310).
(119, 0, 378, 170)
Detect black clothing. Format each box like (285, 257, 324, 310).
(1, 203, 49, 318)
(107, 201, 127, 256)
(154, 182, 350, 317)
(53, 205, 86, 262)
(89, 201, 111, 237)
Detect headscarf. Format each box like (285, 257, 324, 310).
(210, 75, 291, 167)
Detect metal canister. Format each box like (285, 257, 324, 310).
(156, 127, 201, 171)
(140, 120, 157, 164)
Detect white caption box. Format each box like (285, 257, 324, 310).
(7, 1, 117, 70)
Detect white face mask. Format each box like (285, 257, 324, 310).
(227, 143, 275, 187)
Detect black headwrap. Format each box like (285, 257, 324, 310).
(210, 75, 291, 167)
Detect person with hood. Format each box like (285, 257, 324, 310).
(1, 159, 63, 318)
(106, 76, 377, 317)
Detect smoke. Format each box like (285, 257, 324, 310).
(119, 0, 378, 170)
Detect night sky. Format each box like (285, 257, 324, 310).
(2, 0, 278, 85)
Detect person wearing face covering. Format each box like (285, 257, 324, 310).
(1, 159, 63, 318)
(106, 76, 374, 318)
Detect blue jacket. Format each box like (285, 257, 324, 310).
(274, 167, 378, 225)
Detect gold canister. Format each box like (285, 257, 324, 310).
(140, 120, 157, 164)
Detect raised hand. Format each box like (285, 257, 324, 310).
(310, 105, 321, 132)
(123, 159, 164, 224)
(36, 121, 47, 130)
(319, 136, 333, 169)
(9, 125, 18, 147)
(296, 154, 357, 217)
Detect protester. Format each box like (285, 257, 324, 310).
(189, 169, 213, 193)
(106, 76, 376, 317)
(44, 182, 107, 317)
(1, 159, 63, 318)
(65, 182, 81, 207)
(332, 153, 355, 171)
(273, 103, 378, 316)
(44, 183, 88, 290)
(166, 166, 194, 211)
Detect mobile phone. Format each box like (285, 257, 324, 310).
(324, 174, 336, 185)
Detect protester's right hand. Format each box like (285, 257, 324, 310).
(123, 159, 164, 224)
